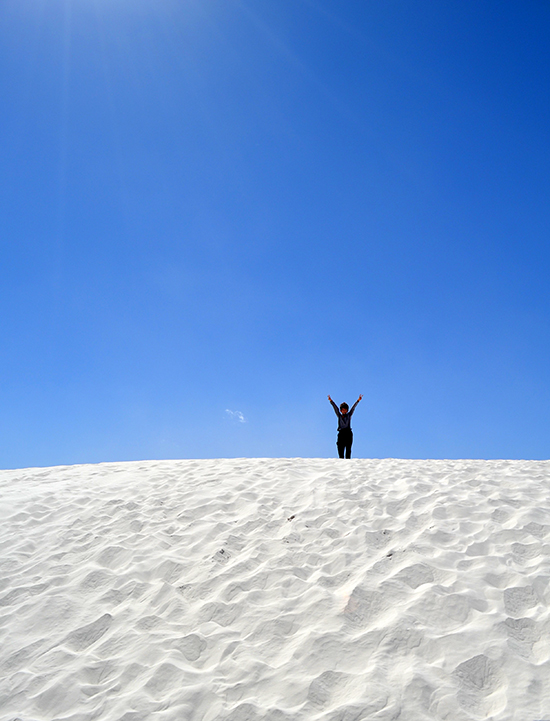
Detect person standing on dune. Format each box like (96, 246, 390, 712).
(328, 394, 363, 459)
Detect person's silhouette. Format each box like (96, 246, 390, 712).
(328, 395, 362, 458)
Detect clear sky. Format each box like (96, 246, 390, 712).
(2, 0, 549, 468)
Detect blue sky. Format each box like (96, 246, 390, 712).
(2, 0, 549, 467)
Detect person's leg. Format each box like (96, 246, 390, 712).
(345, 433, 353, 459)
(337, 433, 345, 458)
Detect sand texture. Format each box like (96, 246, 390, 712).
(1, 457, 550, 721)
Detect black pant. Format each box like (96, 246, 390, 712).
(337, 429, 353, 459)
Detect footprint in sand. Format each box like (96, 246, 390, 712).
(199, 601, 241, 627)
(523, 522, 550, 539)
(96, 545, 131, 569)
(144, 662, 184, 698)
(454, 653, 501, 694)
(454, 654, 505, 717)
(395, 564, 434, 589)
(364, 529, 392, 549)
(307, 670, 342, 708)
(172, 633, 208, 662)
(511, 542, 540, 562)
(154, 559, 184, 582)
(79, 570, 115, 595)
(343, 586, 384, 628)
(213, 548, 231, 564)
(64, 613, 113, 651)
(503, 586, 539, 617)
(503, 617, 541, 659)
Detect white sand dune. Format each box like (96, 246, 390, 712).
(1, 458, 550, 721)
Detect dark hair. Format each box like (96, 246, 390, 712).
(340, 402, 349, 411)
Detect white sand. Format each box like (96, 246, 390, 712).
(1, 458, 550, 721)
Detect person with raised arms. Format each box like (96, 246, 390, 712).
(328, 394, 363, 459)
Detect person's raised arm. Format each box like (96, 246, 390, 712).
(349, 394, 363, 416)
(328, 395, 340, 416)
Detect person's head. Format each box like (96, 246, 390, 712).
(340, 402, 349, 414)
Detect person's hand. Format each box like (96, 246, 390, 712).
(328, 395, 332, 402)
(358, 394, 363, 402)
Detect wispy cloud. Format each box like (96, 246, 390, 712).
(225, 409, 246, 424)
